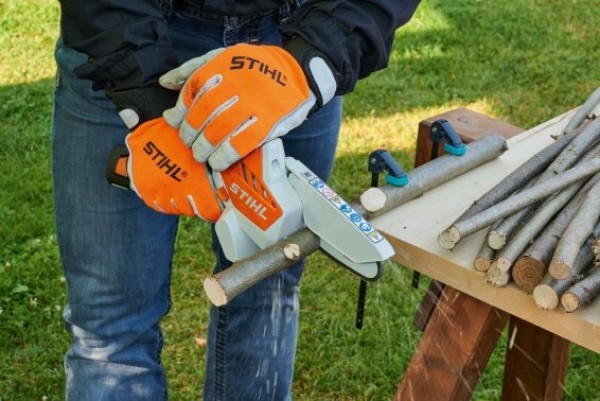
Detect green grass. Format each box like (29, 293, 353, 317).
(1, 0, 600, 400)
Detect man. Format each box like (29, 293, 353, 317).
(53, 0, 421, 399)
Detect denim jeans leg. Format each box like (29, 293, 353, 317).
(52, 40, 179, 401)
(204, 97, 342, 401)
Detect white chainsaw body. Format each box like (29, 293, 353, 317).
(214, 139, 394, 281)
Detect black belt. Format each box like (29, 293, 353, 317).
(172, 0, 291, 17)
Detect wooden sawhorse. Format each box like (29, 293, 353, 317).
(394, 108, 571, 401)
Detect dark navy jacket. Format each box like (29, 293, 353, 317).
(58, 0, 420, 107)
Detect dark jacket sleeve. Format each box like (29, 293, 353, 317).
(58, 0, 178, 93)
(281, 0, 421, 95)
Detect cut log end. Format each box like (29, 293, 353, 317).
(359, 187, 387, 212)
(487, 231, 507, 250)
(561, 293, 581, 313)
(474, 258, 493, 272)
(549, 261, 571, 280)
(283, 243, 301, 261)
(485, 261, 510, 286)
(203, 277, 228, 307)
(532, 284, 560, 310)
(512, 257, 546, 294)
(438, 226, 461, 250)
(495, 257, 512, 273)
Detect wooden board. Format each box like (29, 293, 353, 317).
(371, 109, 600, 354)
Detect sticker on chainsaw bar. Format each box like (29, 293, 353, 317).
(309, 178, 385, 243)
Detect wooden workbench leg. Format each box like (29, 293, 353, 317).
(501, 316, 570, 401)
(395, 286, 509, 401)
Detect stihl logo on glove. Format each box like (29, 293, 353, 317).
(124, 119, 222, 221)
(229, 56, 287, 86)
(143, 141, 187, 182)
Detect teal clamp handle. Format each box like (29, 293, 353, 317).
(444, 142, 467, 156)
(386, 173, 409, 187)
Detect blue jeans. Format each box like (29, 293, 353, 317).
(52, 5, 342, 401)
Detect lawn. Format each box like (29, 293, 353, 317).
(1, 0, 599, 400)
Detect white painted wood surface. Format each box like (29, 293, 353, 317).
(371, 109, 600, 353)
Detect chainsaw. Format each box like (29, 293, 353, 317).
(107, 138, 394, 284)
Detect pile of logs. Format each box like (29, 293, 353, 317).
(438, 88, 600, 313)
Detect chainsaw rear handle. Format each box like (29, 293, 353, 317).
(106, 145, 131, 190)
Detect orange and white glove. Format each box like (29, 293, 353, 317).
(124, 118, 222, 221)
(159, 43, 337, 171)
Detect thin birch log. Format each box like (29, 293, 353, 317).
(561, 267, 600, 312)
(485, 182, 584, 287)
(438, 157, 600, 250)
(204, 134, 508, 306)
(203, 229, 321, 307)
(563, 87, 600, 135)
(359, 133, 508, 217)
(549, 180, 600, 279)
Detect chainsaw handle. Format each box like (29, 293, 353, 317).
(106, 145, 131, 190)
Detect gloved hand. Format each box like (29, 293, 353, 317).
(159, 42, 337, 171)
(106, 86, 222, 221)
(122, 117, 223, 221)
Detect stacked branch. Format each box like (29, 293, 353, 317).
(438, 88, 600, 312)
(512, 178, 600, 293)
(531, 220, 600, 309)
(561, 268, 600, 312)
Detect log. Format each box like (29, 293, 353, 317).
(561, 267, 600, 312)
(438, 157, 600, 250)
(548, 179, 600, 279)
(562, 87, 600, 135)
(203, 229, 320, 306)
(359, 133, 507, 217)
(204, 134, 508, 306)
